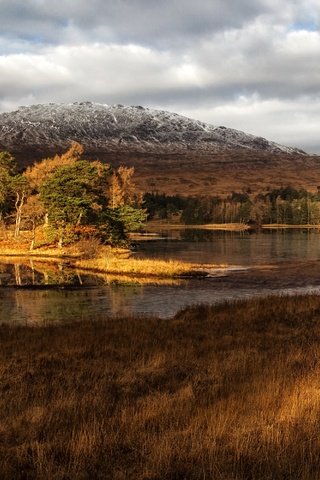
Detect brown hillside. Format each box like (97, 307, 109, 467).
(9, 147, 320, 196)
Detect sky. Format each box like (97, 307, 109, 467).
(0, 0, 319, 152)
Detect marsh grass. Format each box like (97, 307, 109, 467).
(2, 295, 320, 478)
(76, 256, 206, 277)
(145, 222, 250, 231)
(0, 238, 210, 278)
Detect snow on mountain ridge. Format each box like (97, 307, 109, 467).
(0, 102, 304, 155)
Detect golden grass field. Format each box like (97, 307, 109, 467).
(1, 294, 320, 479)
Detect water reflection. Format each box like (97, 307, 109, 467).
(0, 260, 91, 287)
(0, 259, 184, 324)
(2, 274, 320, 325)
(2, 229, 320, 324)
(135, 229, 320, 265)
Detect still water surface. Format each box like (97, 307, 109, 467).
(135, 229, 320, 265)
(1, 229, 320, 324)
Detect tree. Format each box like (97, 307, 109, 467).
(22, 195, 45, 249)
(11, 175, 30, 239)
(40, 160, 110, 246)
(0, 151, 16, 220)
(110, 166, 139, 208)
(25, 141, 84, 190)
(115, 205, 147, 233)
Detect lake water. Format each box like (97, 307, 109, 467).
(134, 228, 320, 265)
(1, 229, 320, 324)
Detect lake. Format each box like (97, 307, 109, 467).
(135, 228, 320, 265)
(1, 229, 320, 324)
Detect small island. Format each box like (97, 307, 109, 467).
(0, 143, 222, 279)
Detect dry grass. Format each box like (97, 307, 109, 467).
(2, 295, 320, 478)
(76, 269, 182, 286)
(145, 222, 250, 231)
(75, 256, 207, 277)
(0, 257, 183, 286)
(262, 224, 320, 229)
(0, 236, 210, 278)
(14, 148, 320, 197)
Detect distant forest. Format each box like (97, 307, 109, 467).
(143, 187, 320, 225)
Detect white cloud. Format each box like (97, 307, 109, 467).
(0, 0, 320, 151)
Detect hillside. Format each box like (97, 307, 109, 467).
(0, 102, 319, 196)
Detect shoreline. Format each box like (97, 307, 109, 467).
(140, 222, 320, 233)
(143, 222, 250, 231)
(0, 249, 221, 279)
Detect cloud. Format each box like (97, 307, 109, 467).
(0, 0, 320, 152)
(0, 0, 270, 47)
(2, 0, 318, 48)
(177, 95, 320, 153)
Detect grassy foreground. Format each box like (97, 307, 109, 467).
(2, 295, 320, 479)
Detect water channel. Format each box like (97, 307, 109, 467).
(1, 229, 320, 324)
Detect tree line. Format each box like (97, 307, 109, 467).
(0, 143, 146, 248)
(143, 187, 320, 225)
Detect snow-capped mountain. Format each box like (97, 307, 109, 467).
(0, 102, 305, 155)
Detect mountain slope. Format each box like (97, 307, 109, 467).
(0, 102, 305, 156)
(1, 102, 319, 196)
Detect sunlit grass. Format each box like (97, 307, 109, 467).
(2, 294, 320, 478)
(0, 236, 214, 278)
(77, 269, 182, 286)
(76, 256, 208, 277)
(146, 221, 250, 231)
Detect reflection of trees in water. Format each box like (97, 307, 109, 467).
(0, 289, 50, 325)
(180, 229, 250, 242)
(0, 289, 18, 324)
(0, 261, 83, 286)
(2, 286, 145, 325)
(180, 229, 216, 242)
(1, 290, 96, 325)
(108, 283, 144, 316)
(0, 260, 181, 324)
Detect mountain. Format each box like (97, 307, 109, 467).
(0, 102, 304, 156)
(0, 102, 318, 196)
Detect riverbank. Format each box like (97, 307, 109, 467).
(262, 223, 320, 229)
(0, 243, 218, 278)
(139, 221, 320, 236)
(143, 221, 250, 231)
(1, 294, 320, 479)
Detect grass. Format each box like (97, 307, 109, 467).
(0, 251, 211, 278)
(142, 222, 251, 231)
(2, 294, 320, 478)
(0, 234, 214, 278)
(262, 223, 320, 229)
(76, 256, 210, 278)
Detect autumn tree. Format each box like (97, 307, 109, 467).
(1, 144, 146, 247)
(11, 175, 30, 239)
(0, 151, 16, 220)
(0, 152, 31, 238)
(109, 166, 146, 234)
(22, 195, 46, 249)
(110, 166, 139, 208)
(25, 141, 84, 190)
